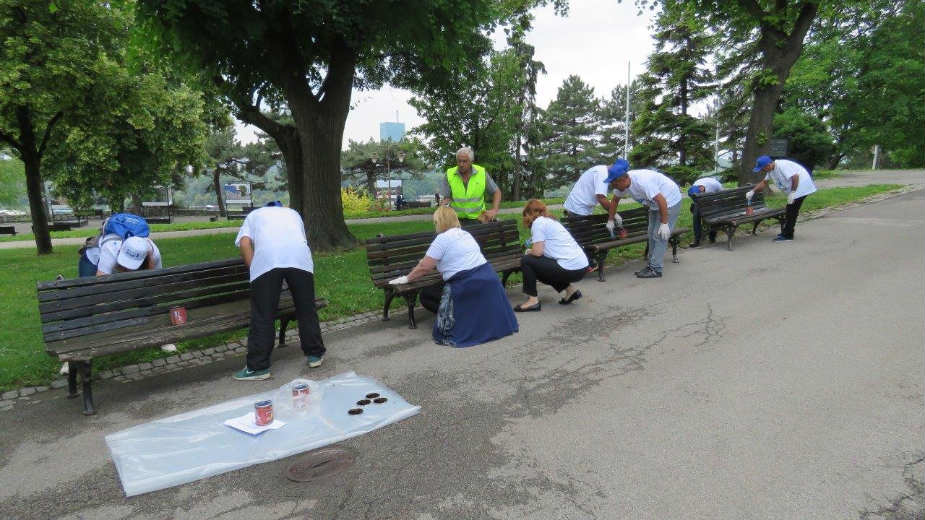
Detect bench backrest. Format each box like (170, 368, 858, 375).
(36, 259, 255, 346)
(366, 219, 521, 288)
(560, 206, 650, 248)
(694, 186, 766, 219)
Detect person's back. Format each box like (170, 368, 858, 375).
(426, 227, 486, 281)
(237, 206, 313, 282)
(564, 165, 610, 216)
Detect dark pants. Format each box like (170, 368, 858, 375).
(78, 253, 97, 277)
(520, 255, 586, 296)
(246, 268, 324, 371)
(782, 195, 807, 238)
(690, 203, 716, 244)
(420, 283, 444, 313)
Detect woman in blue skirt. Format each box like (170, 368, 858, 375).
(389, 207, 518, 347)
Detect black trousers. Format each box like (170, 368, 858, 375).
(247, 268, 325, 371)
(520, 255, 586, 296)
(782, 195, 807, 238)
(690, 203, 716, 243)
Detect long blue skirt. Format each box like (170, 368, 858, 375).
(433, 263, 519, 348)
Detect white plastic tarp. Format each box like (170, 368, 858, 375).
(105, 371, 420, 496)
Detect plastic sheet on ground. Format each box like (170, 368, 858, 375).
(105, 371, 420, 496)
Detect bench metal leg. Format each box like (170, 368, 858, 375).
(67, 361, 78, 399)
(595, 253, 607, 282)
(670, 237, 680, 263)
(382, 289, 396, 321)
(402, 290, 420, 329)
(751, 221, 761, 235)
(278, 317, 290, 346)
(78, 361, 96, 416)
(501, 270, 514, 287)
(726, 225, 737, 251)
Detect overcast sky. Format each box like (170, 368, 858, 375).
(236, 0, 655, 147)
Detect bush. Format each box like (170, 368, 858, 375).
(773, 108, 835, 172)
(341, 187, 370, 213)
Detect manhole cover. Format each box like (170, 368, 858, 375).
(285, 447, 356, 483)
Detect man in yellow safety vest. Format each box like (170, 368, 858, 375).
(439, 146, 501, 224)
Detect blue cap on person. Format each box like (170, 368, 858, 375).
(688, 185, 701, 197)
(753, 155, 773, 173)
(603, 159, 630, 184)
(265, 200, 283, 207)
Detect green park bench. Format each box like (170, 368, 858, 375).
(366, 219, 522, 329)
(693, 185, 785, 250)
(560, 206, 688, 282)
(36, 258, 327, 415)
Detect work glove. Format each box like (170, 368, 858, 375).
(605, 220, 615, 232)
(657, 223, 671, 241)
(614, 213, 623, 227)
(787, 192, 797, 205)
(388, 275, 409, 285)
(745, 190, 754, 202)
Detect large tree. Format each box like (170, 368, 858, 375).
(0, 0, 127, 253)
(137, 1, 565, 250)
(631, 0, 820, 184)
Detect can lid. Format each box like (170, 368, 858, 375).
(255, 400, 272, 406)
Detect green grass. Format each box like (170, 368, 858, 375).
(0, 184, 903, 391)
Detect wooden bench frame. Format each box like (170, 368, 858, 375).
(561, 206, 689, 282)
(0, 225, 15, 236)
(37, 258, 327, 415)
(694, 186, 785, 250)
(366, 220, 522, 329)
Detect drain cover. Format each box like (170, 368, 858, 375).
(285, 447, 356, 483)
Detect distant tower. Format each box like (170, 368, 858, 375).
(379, 122, 405, 143)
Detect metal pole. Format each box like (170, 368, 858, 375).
(624, 61, 631, 157)
(871, 145, 879, 170)
(386, 141, 391, 211)
(715, 118, 720, 171)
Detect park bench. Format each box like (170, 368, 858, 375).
(0, 225, 15, 235)
(397, 201, 431, 210)
(366, 219, 522, 329)
(38, 223, 72, 232)
(561, 206, 688, 282)
(693, 186, 785, 250)
(36, 258, 328, 415)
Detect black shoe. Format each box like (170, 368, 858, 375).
(635, 267, 662, 278)
(688, 242, 701, 248)
(634, 266, 652, 276)
(558, 290, 582, 305)
(514, 301, 541, 312)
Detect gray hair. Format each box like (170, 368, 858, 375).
(455, 146, 474, 161)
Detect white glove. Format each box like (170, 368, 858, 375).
(657, 223, 671, 241)
(614, 213, 623, 227)
(787, 192, 797, 204)
(388, 275, 409, 285)
(605, 220, 615, 232)
(745, 190, 754, 202)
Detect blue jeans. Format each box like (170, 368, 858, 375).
(647, 203, 681, 271)
(78, 253, 97, 277)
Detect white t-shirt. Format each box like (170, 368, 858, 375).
(95, 235, 162, 274)
(614, 169, 683, 208)
(564, 165, 610, 216)
(235, 207, 314, 282)
(424, 227, 487, 281)
(765, 159, 817, 199)
(530, 216, 589, 271)
(692, 177, 723, 194)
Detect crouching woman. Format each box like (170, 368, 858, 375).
(389, 207, 518, 347)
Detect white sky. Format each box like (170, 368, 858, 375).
(236, 0, 655, 147)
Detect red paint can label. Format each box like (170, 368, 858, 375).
(292, 383, 310, 408)
(745, 206, 754, 216)
(169, 306, 187, 326)
(255, 400, 273, 426)
(618, 228, 628, 239)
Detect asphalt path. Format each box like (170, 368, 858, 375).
(0, 184, 922, 519)
(2, 169, 922, 251)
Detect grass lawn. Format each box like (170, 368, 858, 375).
(0, 184, 902, 391)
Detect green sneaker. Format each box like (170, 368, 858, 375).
(307, 355, 324, 368)
(233, 367, 270, 381)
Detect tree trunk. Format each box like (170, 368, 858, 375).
(738, 2, 819, 185)
(212, 170, 226, 217)
(23, 152, 52, 254)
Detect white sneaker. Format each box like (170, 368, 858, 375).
(160, 344, 178, 353)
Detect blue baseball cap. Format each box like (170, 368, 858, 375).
(753, 155, 773, 173)
(603, 159, 630, 184)
(265, 200, 283, 207)
(688, 185, 703, 197)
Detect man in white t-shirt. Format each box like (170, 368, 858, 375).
(747, 156, 817, 242)
(687, 176, 724, 247)
(233, 201, 325, 381)
(605, 159, 683, 278)
(563, 165, 615, 217)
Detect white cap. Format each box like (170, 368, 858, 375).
(116, 236, 150, 270)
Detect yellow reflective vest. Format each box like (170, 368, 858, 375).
(446, 164, 487, 219)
